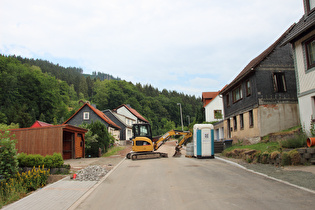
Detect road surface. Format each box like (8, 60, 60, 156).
(75, 155, 314, 210)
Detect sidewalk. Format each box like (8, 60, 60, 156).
(2, 177, 97, 210)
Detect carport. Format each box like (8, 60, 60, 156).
(9, 124, 88, 159)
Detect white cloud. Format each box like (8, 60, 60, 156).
(0, 0, 304, 97)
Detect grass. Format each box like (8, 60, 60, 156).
(223, 141, 281, 154)
(102, 146, 126, 157)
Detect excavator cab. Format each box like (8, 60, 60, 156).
(132, 123, 152, 139)
(131, 123, 154, 152)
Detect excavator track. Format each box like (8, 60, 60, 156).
(126, 152, 168, 160)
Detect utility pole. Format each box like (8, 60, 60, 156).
(177, 103, 184, 131)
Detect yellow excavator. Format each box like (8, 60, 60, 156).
(126, 123, 192, 160)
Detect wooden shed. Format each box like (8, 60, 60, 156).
(9, 124, 88, 160)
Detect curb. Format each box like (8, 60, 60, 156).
(68, 157, 126, 210)
(215, 156, 315, 195)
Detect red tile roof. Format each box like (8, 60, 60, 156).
(202, 92, 219, 107)
(220, 24, 295, 94)
(114, 104, 149, 123)
(30, 121, 52, 128)
(63, 103, 121, 129)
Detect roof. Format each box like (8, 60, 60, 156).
(103, 109, 132, 128)
(10, 124, 88, 133)
(282, 12, 315, 45)
(221, 24, 295, 94)
(202, 92, 220, 107)
(113, 104, 149, 123)
(63, 103, 121, 129)
(30, 121, 52, 128)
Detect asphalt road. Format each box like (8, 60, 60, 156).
(74, 155, 315, 210)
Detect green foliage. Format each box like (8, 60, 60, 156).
(102, 146, 125, 157)
(0, 166, 49, 207)
(0, 130, 19, 181)
(288, 149, 301, 166)
(81, 121, 113, 157)
(0, 123, 19, 130)
(280, 133, 307, 148)
(1, 54, 202, 134)
(281, 152, 291, 166)
(310, 120, 315, 137)
(17, 153, 64, 168)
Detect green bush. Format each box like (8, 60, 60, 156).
(17, 153, 64, 168)
(281, 152, 291, 166)
(280, 133, 307, 148)
(288, 150, 301, 166)
(0, 130, 19, 181)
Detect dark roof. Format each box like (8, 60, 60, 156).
(221, 24, 295, 94)
(103, 109, 132, 128)
(63, 103, 121, 129)
(113, 104, 149, 123)
(282, 12, 315, 45)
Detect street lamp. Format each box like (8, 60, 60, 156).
(177, 103, 184, 131)
(187, 115, 190, 125)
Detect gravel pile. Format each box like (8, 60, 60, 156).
(75, 165, 108, 181)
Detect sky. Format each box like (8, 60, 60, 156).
(0, 0, 304, 97)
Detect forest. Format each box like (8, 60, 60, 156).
(0, 55, 204, 135)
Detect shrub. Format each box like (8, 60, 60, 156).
(280, 133, 307, 148)
(0, 130, 19, 180)
(17, 153, 64, 168)
(281, 152, 291, 166)
(261, 151, 270, 164)
(270, 151, 280, 160)
(288, 150, 301, 166)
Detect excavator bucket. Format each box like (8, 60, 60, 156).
(173, 145, 182, 157)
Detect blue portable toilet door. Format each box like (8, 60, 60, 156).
(196, 129, 202, 157)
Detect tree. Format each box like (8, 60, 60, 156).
(0, 130, 19, 180)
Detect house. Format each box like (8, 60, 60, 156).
(63, 102, 121, 140)
(103, 109, 134, 141)
(202, 91, 224, 122)
(281, 0, 315, 136)
(30, 120, 52, 128)
(113, 104, 149, 124)
(220, 25, 300, 144)
(9, 124, 88, 159)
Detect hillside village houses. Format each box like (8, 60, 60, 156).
(282, 0, 315, 136)
(63, 102, 149, 143)
(218, 24, 300, 144)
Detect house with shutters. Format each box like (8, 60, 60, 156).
(63, 102, 121, 140)
(220, 25, 300, 144)
(282, 0, 315, 136)
(113, 104, 149, 124)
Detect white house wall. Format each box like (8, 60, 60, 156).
(293, 30, 315, 135)
(116, 106, 137, 122)
(205, 95, 224, 122)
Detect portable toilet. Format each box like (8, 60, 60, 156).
(193, 124, 214, 159)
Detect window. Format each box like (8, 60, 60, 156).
(246, 80, 251, 96)
(214, 110, 222, 119)
(240, 114, 244, 129)
(249, 110, 254, 127)
(273, 73, 287, 92)
(306, 0, 315, 14)
(233, 116, 237, 131)
(83, 112, 89, 120)
(305, 37, 315, 69)
(226, 94, 230, 106)
(232, 85, 243, 103)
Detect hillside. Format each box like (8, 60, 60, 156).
(0, 55, 203, 134)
